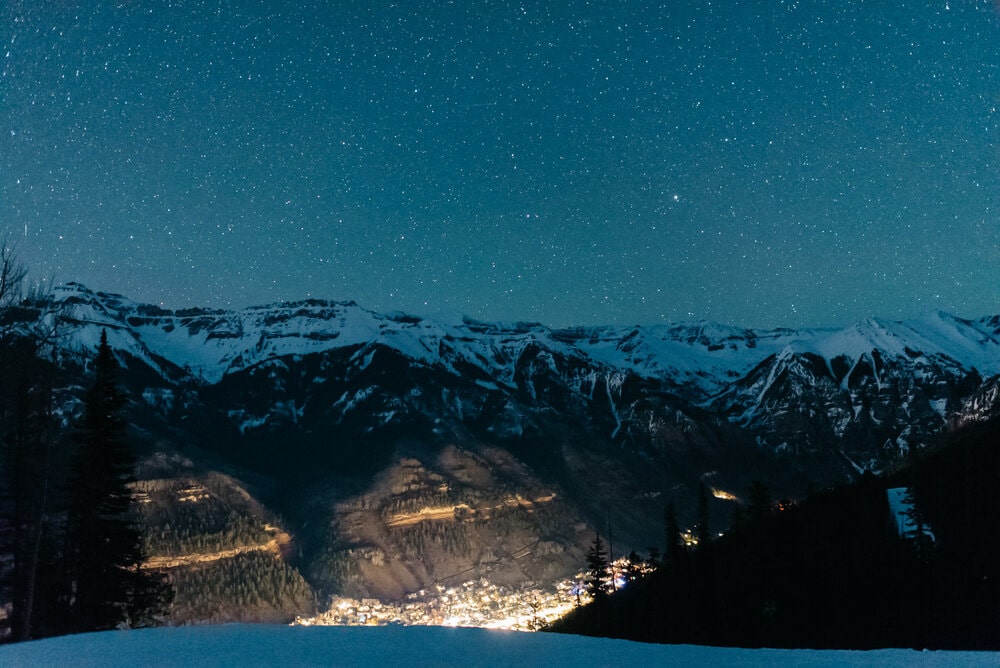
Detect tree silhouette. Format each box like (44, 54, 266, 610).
(2, 371, 58, 640)
(62, 330, 171, 631)
(747, 480, 773, 524)
(0, 247, 59, 640)
(663, 500, 685, 568)
(585, 533, 611, 599)
(695, 482, 710, 546)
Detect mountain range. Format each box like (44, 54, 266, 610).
(6, 282, 1000, 623)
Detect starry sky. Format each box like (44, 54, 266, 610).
(2, 1, 998, 329)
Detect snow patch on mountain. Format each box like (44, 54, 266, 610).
(795, 313, 1000, 380)
(564, 323, 820, 400)
(38, 284, 1000, 427)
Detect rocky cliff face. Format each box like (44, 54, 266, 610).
(7, 283, 1000, 618)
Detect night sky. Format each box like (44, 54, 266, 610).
(2, 1, 998, 329)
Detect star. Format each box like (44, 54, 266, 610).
(0, 1, 997, 329)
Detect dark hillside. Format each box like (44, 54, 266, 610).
(548, 418, 1000, 649)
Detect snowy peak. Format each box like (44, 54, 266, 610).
(37, 284, 1000, 399)
(794, 312, 1000, 380)
(41, 284, 593, 387)
(562, 322, 818, 400)
(131, 300, 387, 383)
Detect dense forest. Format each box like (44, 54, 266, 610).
(548, 418, 1000, 649)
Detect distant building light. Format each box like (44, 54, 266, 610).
(681, 530, 699, 546)
(711, 487, 739, 501)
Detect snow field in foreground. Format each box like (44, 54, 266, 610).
(1, 624, 997, 668)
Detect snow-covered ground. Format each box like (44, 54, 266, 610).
(0, 625, 996, 667)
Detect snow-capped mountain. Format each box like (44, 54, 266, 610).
(30, 283, 1000, 480)
(11, 283, 1000, 614)
(46, 283, 1000, 387)
(39, 284, 1000, 460)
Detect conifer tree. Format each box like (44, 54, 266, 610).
(695, 482, 710, 546)
(747, 480, 773, 524)
(585, 533, 611, 599)
(622, 550, 642, 584)
(0, 249, 67, 640)
(663, 500, 685, 568)
(61, 329, 171, 632)
(3, 371, 58, 640)
(645, 546, 661, 571)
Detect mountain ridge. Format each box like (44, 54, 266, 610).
(7, 281, 999, 623)
(34, 281, 1000, 477)
(41, 282, 1000, 398)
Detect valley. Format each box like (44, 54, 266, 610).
(4, 282, 1000, 628)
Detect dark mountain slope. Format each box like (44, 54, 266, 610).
(548, 418, 1000, 649)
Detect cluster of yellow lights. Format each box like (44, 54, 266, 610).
(711, 487, 739, 501)
(296, 579, 584, 631)
(297, 557, 647, 631)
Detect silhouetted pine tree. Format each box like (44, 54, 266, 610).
(644, 546, 661, 570)
(695, 482, 710, 546)
(747, 480, 773, 524)
(585, 533, 611, 598)
(2, 370, 59, 641)
(663, 500, 685, 568)
(622, 550, 642, 584)
(61, 330, 171, 632)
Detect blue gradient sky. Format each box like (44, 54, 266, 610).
(2, 1, 998, 328)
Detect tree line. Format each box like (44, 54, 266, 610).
(0, 246, 172, 642)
